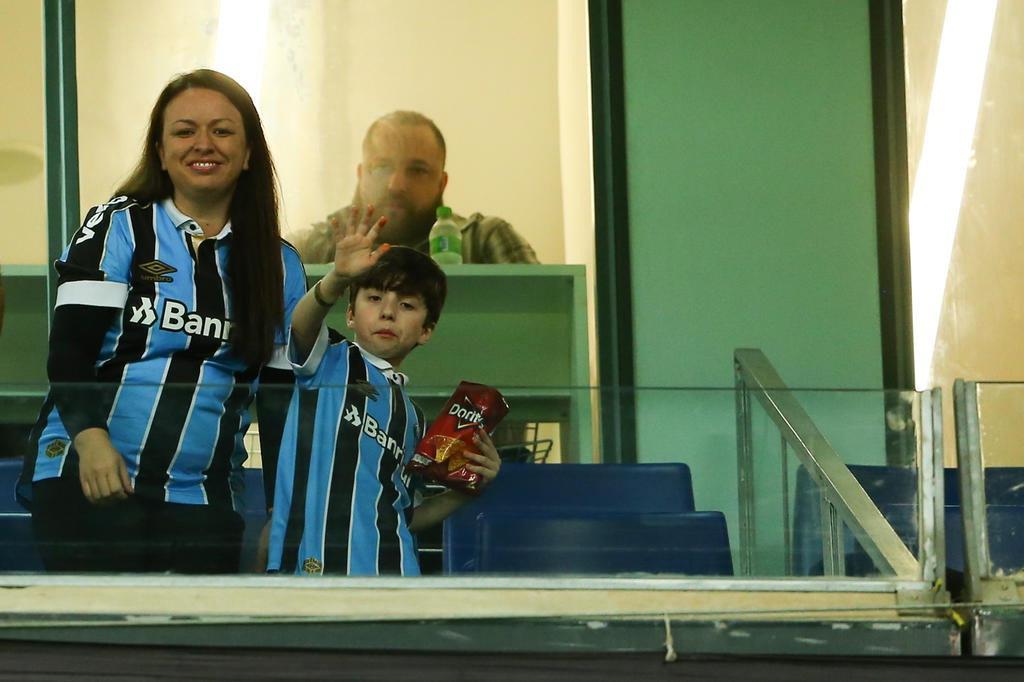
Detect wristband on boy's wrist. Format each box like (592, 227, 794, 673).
(314, 271, 351, 308)
(312, 279, 335, 308)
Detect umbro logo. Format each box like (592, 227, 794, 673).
(138, 260, 176, 283)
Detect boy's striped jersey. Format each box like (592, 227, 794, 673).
(23, 196, 306, 509)
(267, 327, 425, 576)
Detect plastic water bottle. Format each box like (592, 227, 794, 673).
(429, 206, 462, 264)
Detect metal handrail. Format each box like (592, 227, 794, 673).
(953, 379, 988, 602)
(734, 349, 918, 577)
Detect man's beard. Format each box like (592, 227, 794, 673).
(356, 191, 442, 248)
(381, 201, 438, 247)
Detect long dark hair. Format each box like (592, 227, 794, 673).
(116, 69, 283, 367)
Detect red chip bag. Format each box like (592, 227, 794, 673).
(406, 381, 509, 495)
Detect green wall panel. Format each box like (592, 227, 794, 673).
(623, 0, 882, 391)
(621, 0, 886, 540)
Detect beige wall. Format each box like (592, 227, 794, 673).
(75, 1, 220, 214)
(905, 0, 1024, 466)
(1, 0, 582, 265)
(32, 0, 573, 266)
(0, 0, 46, 265)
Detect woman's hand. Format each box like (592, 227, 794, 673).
(331, 204, 390, 280)
(466, 428, 501, 488)
(74, 427, 133, 504)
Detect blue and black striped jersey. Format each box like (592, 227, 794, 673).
(24, 197, 306, 509)
(267, 327, 425, 576)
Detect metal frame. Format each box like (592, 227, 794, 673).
(734, 349, 922, 579)
(43, 0, 80, 319)
(734, 377, 755, 574)
(917, 385, 945, 586)
(953, 379, 991, 604)
(0, 574, 937, 592)
(952, 379, 1024, 655)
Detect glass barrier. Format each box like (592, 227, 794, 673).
(742, 387, 928, 579)
(0, 2, 46, 269)
(73, 0, 576, 267)
(736, 350, 943, 583)
(0, 376, 944, 587)
(0, 1, 47, 388)
(954, 381, 1024, 585)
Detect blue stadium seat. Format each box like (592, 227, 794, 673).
(792, 465, 1024, 576)
(936, 468, 1024, 574)
(0, 457, 43, 572)
(475, 510, 733, 575)
(983, 505, 1024, 574)
(443, 462, 704, 574)
(791, 465, 913, 576)
(970, 467, 1024, 506)
(457, 462, 696, 513)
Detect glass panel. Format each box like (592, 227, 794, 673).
(745, 388, 926, 579)
(0, 1, 48, 380)
(0, 0, 46, 265)
(74, 0, 580, 267)
(970, 382, 1024, 578)
(2, 380, 944, 584)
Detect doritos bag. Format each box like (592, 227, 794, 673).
(406, 381, 509, 495)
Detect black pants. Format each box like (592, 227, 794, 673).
(31, 477, 244, 574)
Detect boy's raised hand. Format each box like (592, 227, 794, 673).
(332, 204, 390, 279)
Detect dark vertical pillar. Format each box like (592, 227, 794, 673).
(589, 0, 637, 463)
(869, 0, 914, 391)
(44, 0, 80, 321)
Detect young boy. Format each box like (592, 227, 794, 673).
(266, 209, 500, 575)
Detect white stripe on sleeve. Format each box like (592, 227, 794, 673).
(289, 323, 328, 376)
(55, 280, 129, 309)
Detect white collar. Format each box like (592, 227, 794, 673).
(353, 342, 408, 386)
(161, 198, 233, 240)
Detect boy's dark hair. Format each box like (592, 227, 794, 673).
(348, 247, 447, 328)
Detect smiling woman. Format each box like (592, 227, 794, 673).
(157, 88, 252, 233)
(18, 69, 306, 575)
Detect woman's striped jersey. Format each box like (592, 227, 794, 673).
(267, 328, 426, 576)
(23, 196, 306, 509)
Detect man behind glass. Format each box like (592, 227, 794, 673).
(291, 111, 538, 265)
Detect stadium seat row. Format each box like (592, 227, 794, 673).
(793, 465, 1024, 576)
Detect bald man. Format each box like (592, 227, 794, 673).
(291, 111, 538, 265)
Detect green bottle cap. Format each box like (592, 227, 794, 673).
(436, 205, 452, 219)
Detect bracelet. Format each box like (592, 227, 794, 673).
(312, 279, 335, 308)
